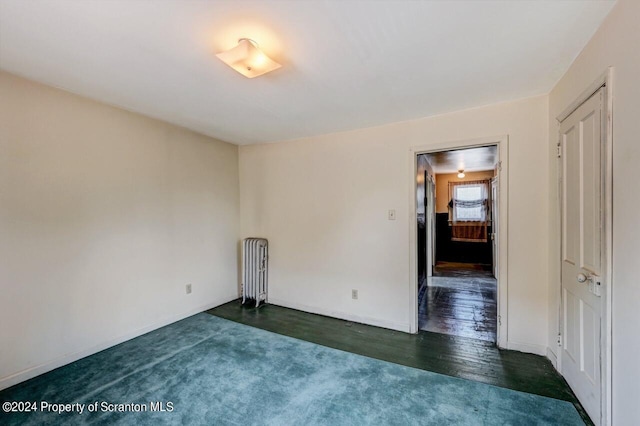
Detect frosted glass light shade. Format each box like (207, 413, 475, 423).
(457, 171, 465, 178)
(216, 38, 281, 78)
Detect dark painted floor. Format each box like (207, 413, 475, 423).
(433, 261, 494, 278)
(419, 263, 497, 342)
(208, 300, 592, 425)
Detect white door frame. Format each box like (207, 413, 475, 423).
(556, 68, 613, 426)
(408, 135, 509, 350)
(491, 176, 499, 279)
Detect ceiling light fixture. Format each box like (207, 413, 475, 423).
(457, 170, 465, 179)
(216, 38, 281, 78)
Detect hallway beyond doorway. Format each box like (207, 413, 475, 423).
(419, 262, 497, 342)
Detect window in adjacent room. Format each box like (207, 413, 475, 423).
(452, 183, 487, 222)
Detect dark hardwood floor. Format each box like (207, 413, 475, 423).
(419, 263, 497, 342)
(207, 300, 591, 425)
(432, 261, 494, 278)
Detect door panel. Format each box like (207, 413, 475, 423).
(563, 288, 578, 362)
(580, 110, 601, 274)
(563, 123, 579, 266)
(581, 301, 597, 384)
(560, 88, 603, 425)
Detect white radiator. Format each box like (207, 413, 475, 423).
(242, 238, 269, 307)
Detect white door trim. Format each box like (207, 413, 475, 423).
(408, 135, 509, 350)
(556, 67, 613, 426)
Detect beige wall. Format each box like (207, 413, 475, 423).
(0, 71, 240, 389)
(547, 0, 639, 422)
(240, 94, 549, 353)
(435, 170, 495, 213)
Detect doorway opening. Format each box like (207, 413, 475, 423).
(416, 145, 499, 343)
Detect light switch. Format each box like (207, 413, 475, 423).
(388, 209, 396, 220)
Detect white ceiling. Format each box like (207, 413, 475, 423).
(0, 0, 615, 145)
(424, 146, 498, 174)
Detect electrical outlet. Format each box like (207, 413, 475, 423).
(186, 284, 192, 294)
(388, 209, 396, 220)
(352, 289, 358, 300)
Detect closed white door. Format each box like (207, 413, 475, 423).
(560, 88, 604, 425)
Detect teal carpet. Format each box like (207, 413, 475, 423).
(1, 313, 583, 425)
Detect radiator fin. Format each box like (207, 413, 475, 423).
(242, 238, 268, 307)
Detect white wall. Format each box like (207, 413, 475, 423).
(0, 71, 240, 389)
(240, 95, 549, 353)
(547, 0, 640, 423)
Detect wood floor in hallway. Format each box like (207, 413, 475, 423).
(419, 263, 497, 342)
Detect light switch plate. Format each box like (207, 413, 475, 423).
(388, 209, 396, 220)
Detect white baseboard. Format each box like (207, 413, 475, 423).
(506, 340, 547, 356)
(0, 294, 237, 391)
(546, 347, 558, 370)
(268, 298, 410, 333)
